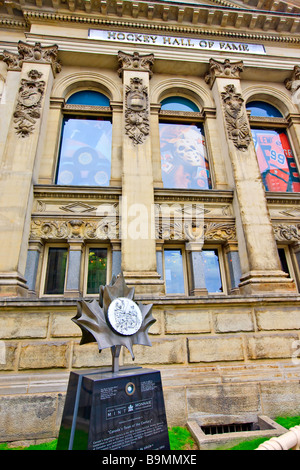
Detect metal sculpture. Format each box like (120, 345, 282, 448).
(72, 273, 155, 372)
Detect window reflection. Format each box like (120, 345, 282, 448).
(160, 123, 211, 190)
(164, 249, 185, 294)
(251, 129, 300, 192)
(202, 249, 223, 293)
(56, 116, 112, 186)
(87, 248, 107, 294)
(44, 247, 68, 295)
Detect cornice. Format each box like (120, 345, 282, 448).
(0, 1, 299, 42)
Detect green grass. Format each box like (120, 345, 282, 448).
(168, 426, 197, 450)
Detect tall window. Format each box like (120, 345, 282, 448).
(56, 91, 112, 186)
(247, 101, 300, 192)
(86, 247, 108, 294)
(164, 248, 185, 294)
(44, 247, 68, 295)
(159, 97, 212, 190)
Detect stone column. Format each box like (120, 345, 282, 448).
(118, 51, 164, 295)
(111, 240, 122, 278)
(0, 42, 61, 296)
(186, 241, 208, 296)
(224, 241, 242, 294)
(24, 240, 43, 295)
(205, 59, 296, 295)
(65, 239, 83, 297)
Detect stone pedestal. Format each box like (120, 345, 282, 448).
(57, 367, 170, 451)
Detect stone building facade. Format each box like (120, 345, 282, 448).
(0, 0, 300, 444)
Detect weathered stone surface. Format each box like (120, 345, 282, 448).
(165, 310, 211, 334)
(246, 333, 299, 360)
(214, 311, 254, 333)
(260, 382, 300, 417)
(124, 338, 186, 364)
(51, 312, 80, 337)
(255, 308, 300, 331)
(0, 312, 49, 339)
(187, 383, 260, 422)
(0, 342, 18, 370)
(19, 342, 70, 369)
(163, 387, 187, 427)
(188, 336, 244, 363)
(72, 342, 112, 368)
(0, 394, 59, 441)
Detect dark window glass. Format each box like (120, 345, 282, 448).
(87, 248, 107, 294)
(66, 91, 110, 107)
(56, 116, 112, 186)
(44, 247, 68, 295)
(159, 122, 211, 190)
(164, 249, 185, 294)
(246, 101, 282, 118)
(161, 97, 199, 112)
(202, 249, 223, 293)
(251, 128, 300, 192)
(278, 248, 290, 276)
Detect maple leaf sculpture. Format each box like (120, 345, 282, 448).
(72, 273, 156, 372)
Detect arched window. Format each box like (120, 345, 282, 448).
(159, 96, 212, 190)
(55, 90, 112, 186)
(247, 100, 300, 193)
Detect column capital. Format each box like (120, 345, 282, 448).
(285, 66, 300, 107)
(1, 41, 61, 76)
(117, 51, 154, 79)
(204, 58, 244, 88)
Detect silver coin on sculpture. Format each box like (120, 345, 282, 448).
(107, 297, 142, 336)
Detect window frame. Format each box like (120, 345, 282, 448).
(162, 244, 188, 296)
(278, 244, 298, 289)
(159, 109, 214, 191)
(83, 243, 111, 297)
(54, 94, 113, 186)
(40, 243, 69, 297)
(202, 245, 228, 296)
(248, 110, 300, 194)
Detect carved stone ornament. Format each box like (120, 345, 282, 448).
(2, 41, 61, 75)
(14, 69, 46, 138)
(125, 77, 150, 145)
(273, 223, 300, 242)
(205, 58, 244, 88)
(221, 84, 251, 150)
(284, 65, 300, 105)
(30, 217, 119, 240)
(118, 51, 154, 78)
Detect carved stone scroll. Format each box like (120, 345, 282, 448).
(205, 58, 244, 88)
(13, 69, 46, 138)
(273, 223, 300, 242)
(2, 41, 61, 76)
(125, 77, 150, 145)
(221, 84, 251, 150)
(118, 51, 154, 78)
(284, 65, 300, 105)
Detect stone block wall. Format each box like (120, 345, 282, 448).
(0, 297, 300, 442)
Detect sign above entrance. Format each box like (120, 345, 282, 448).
(89, 29, 266, 55)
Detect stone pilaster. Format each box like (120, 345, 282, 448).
(185, 241, 208, 296)
(206, 59, 296, 295)
(0, 42, 60, 297)
(118, 51, 164, 295)
(65, 239, 83, 297)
